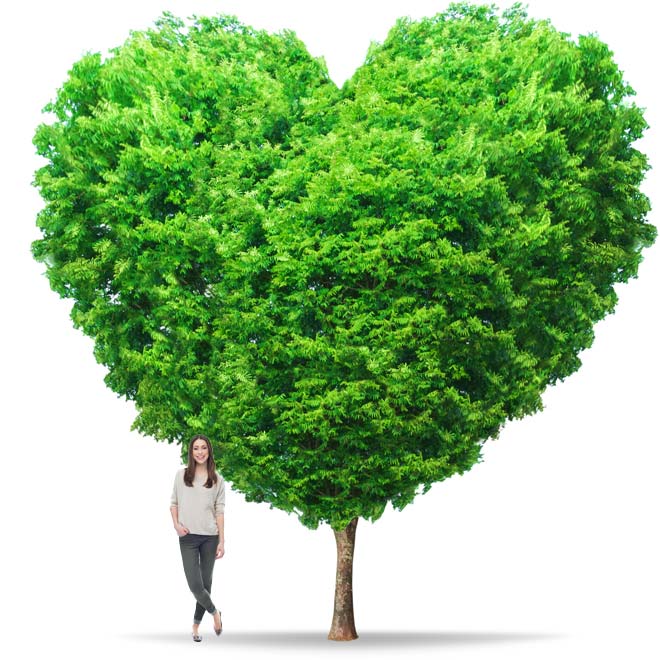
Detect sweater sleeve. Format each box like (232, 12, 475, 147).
(170, 472, 179, 507)
(214, 476, 225, 514)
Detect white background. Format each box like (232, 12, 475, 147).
(1, 1, 658, 659)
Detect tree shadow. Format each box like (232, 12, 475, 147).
(119, 629, 566, 648)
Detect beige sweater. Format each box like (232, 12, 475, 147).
(170, 468, 226, 535)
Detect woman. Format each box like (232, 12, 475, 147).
(170, 434, 225, 642)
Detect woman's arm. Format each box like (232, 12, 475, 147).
(214, 476, 225, 558)
(215, 513, 225, 558)
(170, 471, 189, 535)
(170, 505, 188, 535)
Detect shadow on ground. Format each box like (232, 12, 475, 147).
(118, 630, 566, 648)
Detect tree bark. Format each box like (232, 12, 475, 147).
(328, 517, 359, 641)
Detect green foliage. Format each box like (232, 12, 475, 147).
(33, 4, 655, 530)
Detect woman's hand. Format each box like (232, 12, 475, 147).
(216, 541, 225, 559)
(175, 522, 190, 536)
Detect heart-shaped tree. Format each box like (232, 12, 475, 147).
(32, 3, 655, 640)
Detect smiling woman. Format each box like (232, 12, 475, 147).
(170, 434, 226, 641)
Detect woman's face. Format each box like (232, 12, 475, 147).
(192, 439, 209, 466)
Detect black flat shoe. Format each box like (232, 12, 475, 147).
(214, 611, 223, 636)
(192, 632, 202, 642)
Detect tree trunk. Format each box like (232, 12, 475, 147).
(328, 517, 359, 641)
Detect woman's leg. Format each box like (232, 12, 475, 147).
(199, 535, 221, 630)
(179, 534, 218, 622)
(193, 602, 205, 625)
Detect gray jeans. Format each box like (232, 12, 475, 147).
(178, 533, 219, 624)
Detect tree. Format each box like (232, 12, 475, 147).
(32, 3, 655, 641)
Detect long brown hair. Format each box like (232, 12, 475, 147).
(183, 434, 218, 488)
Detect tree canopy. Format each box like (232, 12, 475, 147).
(33, 3, 655, 531)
